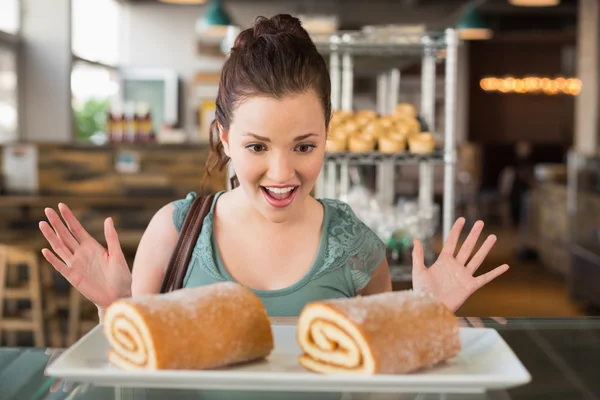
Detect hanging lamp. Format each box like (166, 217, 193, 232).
(196, 0, 233, 37)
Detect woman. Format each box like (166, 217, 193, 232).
(39, 14, 508, 320)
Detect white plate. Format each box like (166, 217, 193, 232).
(46, 325, 531, 394)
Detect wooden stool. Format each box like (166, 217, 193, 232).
(0, 245, 45, 347)
(67, 288, 98, 346)
(40, 263, 68, 348)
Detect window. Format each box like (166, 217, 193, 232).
(0, 45, 18, 143)
(0, 0, 20, 35)
(71, 60, 120, 142)
(71, 0, 122, 142)
(71, 0, 120, 66)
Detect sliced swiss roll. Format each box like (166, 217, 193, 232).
(297, 290, 461, 374)
(103, 282, 274, 370)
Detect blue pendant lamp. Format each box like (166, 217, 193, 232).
(204, 0, 232, 26)
(196, 0, 233, 37)
(456, 3, 492, 40)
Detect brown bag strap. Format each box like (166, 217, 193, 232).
(160, 193, 215, 293)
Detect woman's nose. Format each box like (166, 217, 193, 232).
(268, 153, 295, 183)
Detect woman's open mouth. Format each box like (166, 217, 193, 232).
(261, 186, 299, 208)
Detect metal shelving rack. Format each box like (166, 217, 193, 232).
(312, 28, 460, 243)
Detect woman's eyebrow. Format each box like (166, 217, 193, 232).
(242, 133, 318, 142)
(243, 132, 270, 142)
(294, 133, 318, 141)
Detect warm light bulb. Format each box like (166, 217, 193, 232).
(479, 76, 580, 95)
(508, 0, 560, 6)
(458, 28, 493, 40)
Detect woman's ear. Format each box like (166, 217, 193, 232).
(218, 122, 231, 157)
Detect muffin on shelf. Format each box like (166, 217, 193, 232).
(354, 113, 378, 129)
(395, 117, 421, 136)
(393, 103, 417, 119)
(326, 135, 347, 153)
(387, 133, 408, 146)
(332, 110, 353, 121)
(363, 121, 388, 139)
(329, 111, 352, 129)
(378, 115, 396, 129)
(355, 109, 378, 120)
(349, 134, 376, 152)
(389, 124, 411, 141)
(341, 119, 362, 135)
(378, 135, 406, 154)
(408, 132, 436, 154)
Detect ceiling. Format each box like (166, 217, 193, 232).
(120, 0, 579, 32)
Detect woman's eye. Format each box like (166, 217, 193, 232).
(296, 144, 315, 153)
(247, 144, 266, 153)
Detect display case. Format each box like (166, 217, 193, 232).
(567, 150, 600, 308)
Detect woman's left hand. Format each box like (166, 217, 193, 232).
(411, 218, 509, 312)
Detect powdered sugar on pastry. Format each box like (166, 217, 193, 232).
(103, 282, 274, 370)
(297, 290, 461, 375)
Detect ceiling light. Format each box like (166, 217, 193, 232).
(196, 0, 233, 37)
(508, 0, 560, 6)
(456, 4, 493, 40)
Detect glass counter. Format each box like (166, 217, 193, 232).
(1, 317, 599, 400)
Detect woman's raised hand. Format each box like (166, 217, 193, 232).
(411, 218, 510, 312)
(39, 203, 132, 309)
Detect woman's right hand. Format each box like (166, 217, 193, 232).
(39, 203, 132, 309)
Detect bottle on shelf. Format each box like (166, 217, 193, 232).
(135, 102, 155, 143)
(107, 100, 124, 143)
(123, 101, 137, 143)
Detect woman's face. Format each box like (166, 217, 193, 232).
(220, 90, 326, 223)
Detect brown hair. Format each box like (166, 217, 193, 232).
(201, 14, 331, 190)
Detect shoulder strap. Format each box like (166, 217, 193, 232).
(160, 193, 215, 293)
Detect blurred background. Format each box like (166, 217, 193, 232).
(0, 0, 598, 348)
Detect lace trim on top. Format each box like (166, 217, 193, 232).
(315, 199, 387, 291)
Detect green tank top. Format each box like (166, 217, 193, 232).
(171, 191, 386, 317)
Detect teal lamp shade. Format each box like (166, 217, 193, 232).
(456, 4, 492, 40)
(196, 0, 232, 37)
(203, 0, 232, 26)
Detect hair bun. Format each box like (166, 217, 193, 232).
(254, 15, 309, 39)
(233, 14, 311, 50)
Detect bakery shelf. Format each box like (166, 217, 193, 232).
(313, 28, 460, 242)
(324, 149, 443, 165)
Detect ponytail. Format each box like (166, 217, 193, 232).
(201, 119, 239, 191)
